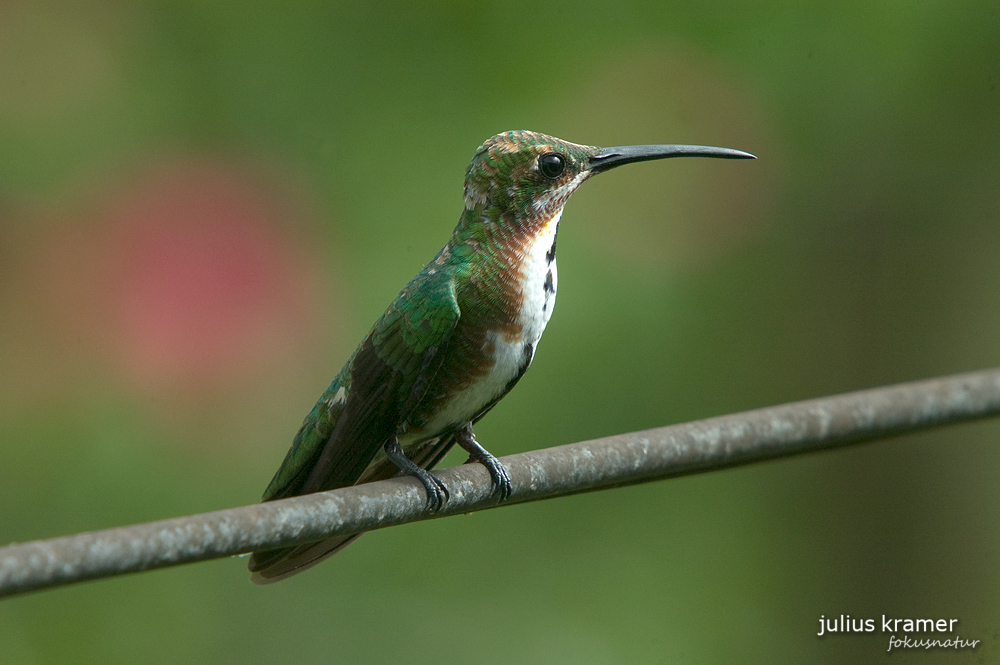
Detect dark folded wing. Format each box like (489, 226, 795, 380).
(249, 269, 461, 581)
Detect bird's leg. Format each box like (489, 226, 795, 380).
(456, 425, 511, 501)
(383, 437, 449, 512)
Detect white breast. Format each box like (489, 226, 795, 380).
(409, 210, 562, 439)
(515, 209, 560, 346)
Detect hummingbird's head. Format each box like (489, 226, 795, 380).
(463, 130, 755, 225)
(463, 131, 599, 223)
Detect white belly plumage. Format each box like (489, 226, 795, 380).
(404, 210, 561, 443)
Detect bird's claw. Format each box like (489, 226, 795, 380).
(417, 470, 450, 513)
(482, 456, 512, 501)
(456, 427, 512, 503)
(384, 437, 450, 513)
(463, 451, 511, 501)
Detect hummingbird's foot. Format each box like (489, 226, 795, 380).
(456, 426, 512, 501)
(384, 437, 450, 512)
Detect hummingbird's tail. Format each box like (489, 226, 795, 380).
(247, 432, 458, 584)
(248, 535, 361, 584)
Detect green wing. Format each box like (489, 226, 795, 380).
(260, 267, 460, 502)
(260, 368, 351, 501)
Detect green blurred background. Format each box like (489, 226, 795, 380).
(1, 1, 998, 663)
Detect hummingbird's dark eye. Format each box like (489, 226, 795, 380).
(538, 152, 566, 179)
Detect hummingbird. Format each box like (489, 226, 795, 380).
(248, 130, 754, 583)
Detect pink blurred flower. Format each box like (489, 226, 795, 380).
(42, 158, 330, 392)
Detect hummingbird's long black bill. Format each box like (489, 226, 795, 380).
(588, 144, 756, 173)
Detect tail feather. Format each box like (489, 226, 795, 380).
(247, 433, 457, 583)
(249, 534, 362, 584)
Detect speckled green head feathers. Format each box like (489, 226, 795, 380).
(462, 131, 601, 223)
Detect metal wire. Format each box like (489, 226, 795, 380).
(2, 367, 999, 598)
